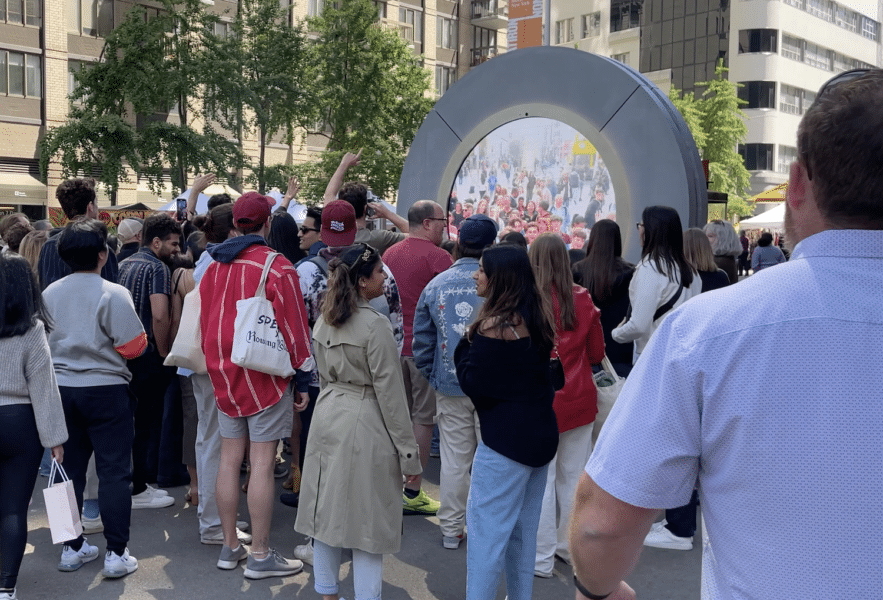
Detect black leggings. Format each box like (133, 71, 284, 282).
(0, 404, 44, 590)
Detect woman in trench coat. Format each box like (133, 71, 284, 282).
(295, 243, 421, 600)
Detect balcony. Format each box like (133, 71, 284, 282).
(471, 0, 508, 29)
(471, 48, 499, 67)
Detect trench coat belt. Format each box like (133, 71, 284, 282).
(326, 381, 378, 400)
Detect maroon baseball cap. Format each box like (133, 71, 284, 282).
(233, 192, 273, 228)
(321, 200, 357, 247)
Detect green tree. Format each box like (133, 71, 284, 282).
(41, 0, 241, 200)
(299, 0, 434, 201)
(694, 60, 754, 219)
(667, 85, 708, 154)
(205, 0, 314, 193)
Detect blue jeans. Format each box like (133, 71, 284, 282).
(466, 442, 548, 600)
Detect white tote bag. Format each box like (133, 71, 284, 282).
(592, 356, 625, 446)
(43, 459, 83, 544)
(230, 252, 296, 378)
(163, 282, 207, 374)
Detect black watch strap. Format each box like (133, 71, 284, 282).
(574, 575, 613, 600)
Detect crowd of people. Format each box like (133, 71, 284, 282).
(1, 68, 881, 600)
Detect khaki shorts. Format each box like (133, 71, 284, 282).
(401, 356, 437, 426)
(218, 387, 294, 443)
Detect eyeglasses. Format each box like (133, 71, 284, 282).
(802, 68, 881, 180)
(424, 217, 447, 224)
(299, 226, 320, 234)
(636, 222, 644, 231)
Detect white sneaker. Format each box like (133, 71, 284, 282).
(643, 520, 693, 550)
(293, 541, 313, 565)
(132, 487, 174, 509)
(58, 538, 100, 571)
(0, 588, 16, 600)
(145, 484, 169, 497)
(103, 548, 138, 578)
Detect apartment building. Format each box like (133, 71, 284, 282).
(550, 0, 882, 197)
(0, 0, 507, 215)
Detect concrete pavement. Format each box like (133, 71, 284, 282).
(18, 458, 700, 599)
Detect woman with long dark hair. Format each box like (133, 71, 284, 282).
(612, 205, 700, 362)
(573, 219, 635, 376)
(267, 211, 306, 265)
(454, 244, 557, 600)
(528, 234, 605, 577)
(296, 243, 420, 600)
(0, 255, 67, 600)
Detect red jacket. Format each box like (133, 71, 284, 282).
(200, 243, 313, 417)
(553, 285, 606, 433)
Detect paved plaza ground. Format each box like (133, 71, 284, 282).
(19, 458, 700, 599)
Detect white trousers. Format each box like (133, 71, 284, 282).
(313, 539, 383, 600)
(534, 423, 594, 573)
(436, 393, 481, 538)
(191, 373, 222, 535)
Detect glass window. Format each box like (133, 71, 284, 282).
(610, 0, 641, 33)
(0, 52, 6, 94)
(8, 52, 24, 95)
(862, 16, 879, 41)
(373, 0, 386, 19)
(24, 0, 39, 26)
(738, 81, 776, 109)
(805, 0, 832, 22)
(25, 54, 40, 97)
(781, 34, 802, 62)
(399, 7, 422, 43)
(612, 52, 630, 66)
(739, 143, 774, 170)
(835, 7, 857, 32)
(435, 65, 456, 95)
(779, 83, 801, 115)
(437, 17, 457, 49)
(581, 12, 600, 38)
(7, 0, 22, 23)
(308, 0, 324, 17)
(555, 18, 574, 44)
(803, 41, 831, 70)
(738, 29, 777, 53)
(777, 145, 798, 174)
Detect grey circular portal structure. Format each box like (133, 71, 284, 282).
(397, 46, 707, 263)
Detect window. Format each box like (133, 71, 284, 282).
(1, 51, 41, 98)
(862, 16, 879, 41)
(214, 21, 233, 38)
(437, 17, 457, 49)
(803, 41, 831, 70)
(739, 143, 774, 171)
(372, 0, 386, 19)
(783, 0, 804, 8)
(610, 0, 641, 33)
(834, 6, 857, 32)
(399, 7, 422, 44)
(781, 34, 801, 61)
(832, 52, 857, 73)
(612, 52, 630, 65)
(308, 0, 324, 17)
(777, 145, 798, 174)
(738, 29, 777, 53)
(472, 26, 497, 65)
(68, 59, 86, 95)
(581, 12, 600, 38)
(68, 0, 113, 36)
(805, 0, 832, 21)
(738, 81, 776, 109)
(435, 65, 456, 95)
(0, 0, 41, 26)
(555, 18, 574, 44)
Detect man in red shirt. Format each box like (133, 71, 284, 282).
(384, 200, 452, 515)
(200, 192, 313, 578)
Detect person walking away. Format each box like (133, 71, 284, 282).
(751, 231, 787, 272)
(44, 219, 148, 578)
(295, 243, 421, 600)
(454, 244, 558, 600)
(0, 255, 67, 600)
(528, 234, 605, 577)
(412, 214, 497, 550)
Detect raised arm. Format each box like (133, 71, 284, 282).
(187, 173, 216, 219)
(323, 149, 362, 203)
(369, 201, 410, 233)
(277, 176, 300, 212)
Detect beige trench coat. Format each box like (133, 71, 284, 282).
(295, 300, 422, 554)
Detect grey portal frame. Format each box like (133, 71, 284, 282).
(396, 46, 707, 263)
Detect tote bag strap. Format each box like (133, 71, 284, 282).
(254, 252, 281, 300)
(601, 355, 621, 383)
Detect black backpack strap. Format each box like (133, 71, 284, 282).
(653, 284, 683, 322)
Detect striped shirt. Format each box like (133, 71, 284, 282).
(200, 243, 313, 418)
(118, 247, 171, 345)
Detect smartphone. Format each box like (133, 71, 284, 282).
(176, 198, 187, 221)
(365, 205, 376, 218)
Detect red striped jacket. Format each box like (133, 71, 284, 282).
(200, 244, 313, 417)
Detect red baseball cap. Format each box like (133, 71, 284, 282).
(321, 200, 357, 247)
(233, 192, 273, 229)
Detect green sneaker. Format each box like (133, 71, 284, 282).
(403, 489, 440, 515)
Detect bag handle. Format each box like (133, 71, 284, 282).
(254, 252, 281, 300)
(601, 355, 621, 383)
(47, 458, 71, 487)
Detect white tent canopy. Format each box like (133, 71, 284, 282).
(740, 203, 784, 229)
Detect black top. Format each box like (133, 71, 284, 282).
(698, 269, 730, 293)
(589, 268, 634, 374)
(455, 333, 558, 467)
(38, 229, 119, 291)
(713, 254, 738, 285)
(117, 242, 140, 262)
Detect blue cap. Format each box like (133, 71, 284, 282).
(459, 214, 497, 248)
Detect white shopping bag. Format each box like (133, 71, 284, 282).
(43, 459, 83, 544)
(164, 282, 208, 374)
(231, 252, 296, 378)
(592, 356, 625, 446)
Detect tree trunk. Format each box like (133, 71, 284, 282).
(259, 124, 266, 194)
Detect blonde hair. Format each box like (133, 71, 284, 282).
(683, 228, 719, 272)
(18, 229, 49, 277)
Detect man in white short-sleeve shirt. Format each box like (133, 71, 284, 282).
(569, 70, 883, 600)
